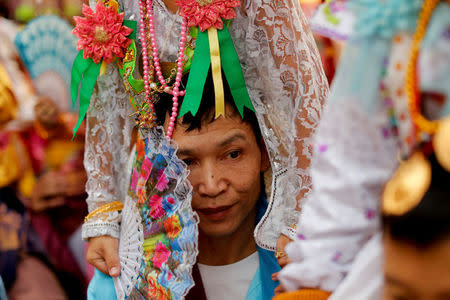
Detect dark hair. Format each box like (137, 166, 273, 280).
(154, 69, 262, 144)
(383, 155, 450, 247)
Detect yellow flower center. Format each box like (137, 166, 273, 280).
(94, 26, 109, 43)
(196, 0, 213, 6)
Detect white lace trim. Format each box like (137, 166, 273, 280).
(82, 221, 121, 240)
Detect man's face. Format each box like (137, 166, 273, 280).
(169, 107, 269, 238)
(383, 233, 450, 300)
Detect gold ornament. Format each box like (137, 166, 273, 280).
(382, 152, 431, 216)
(433, 117, 450, 172)
(84, 201, 124, 222)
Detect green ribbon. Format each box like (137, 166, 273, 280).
(179, 28, 211, 117)
(179, 24, 254, 118)
(218, 27, 254, 117)
(70, 51, 101, 138)
(123, 20, 137, 40)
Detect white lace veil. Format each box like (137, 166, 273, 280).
(83, 0, 328, 250)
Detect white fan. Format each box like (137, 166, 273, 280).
(113, 196, 144, 300)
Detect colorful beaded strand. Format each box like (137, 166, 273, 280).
(139, 0, 155, 111)
(141, 0, 187, 139)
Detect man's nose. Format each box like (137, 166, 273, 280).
(197, 162, 228, 197)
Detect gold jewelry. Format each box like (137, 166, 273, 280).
(382, 151, 431, 216)
(275, 251, 287, 259)
(84, 201, 124, 222)
(433, 117, 450, 172)
(405, 0, 439, 137)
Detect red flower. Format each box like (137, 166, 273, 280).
(73, 1, 132, 64)
(177, 0, 240, 32)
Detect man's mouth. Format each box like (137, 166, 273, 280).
(196, 204, 235, 221)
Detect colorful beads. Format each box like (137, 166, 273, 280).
(139, 0, 188, 138)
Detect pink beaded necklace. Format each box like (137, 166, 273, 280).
(138, 0, 187, 139)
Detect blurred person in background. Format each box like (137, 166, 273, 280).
(277, 0, 450, 299)
(0, 6, 88, 299)
(1, 0, 82, 23)
(382, 155, 450, 300)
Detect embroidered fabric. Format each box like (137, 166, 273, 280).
(82, 0, 328, 250)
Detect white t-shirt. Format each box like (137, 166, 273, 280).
(198, 252, 259, 300)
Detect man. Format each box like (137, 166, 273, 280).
(87, 74, 281, 299)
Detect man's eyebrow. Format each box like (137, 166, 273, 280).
(218, 133, 247, 148)
(177, 148, 194, 157)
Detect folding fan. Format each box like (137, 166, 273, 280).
(14, 15, 78, 112)
(118, 129, 198, 299)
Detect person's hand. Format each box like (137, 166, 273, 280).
(86, 236, 121, 277)
(31, 171, 66, 211)
(272, 234, 293, 295)
(275, 234, 292, 268)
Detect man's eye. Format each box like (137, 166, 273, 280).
(182, 158, 193, 166)
(228, 150, 241, 159)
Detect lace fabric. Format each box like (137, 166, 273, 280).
(82, 0, 328, 250)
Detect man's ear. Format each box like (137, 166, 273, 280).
(260, 139, 270, 172)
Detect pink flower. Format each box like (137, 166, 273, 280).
(155, 170, 169, 192)
(177, 0, 240, 32)
(72, 1, 132, 64)
(152, 242, 171, 268)
(149, 195, 165, 219)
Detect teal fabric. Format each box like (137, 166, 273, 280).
(245, 195, 281, 300)
(246, 247, 280, 300)
(348, 0, 422, 39)
(331, 2, 450, 117)
(0, 276, 6, 300)
(87, 269, 117, 300)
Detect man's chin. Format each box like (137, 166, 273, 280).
(198, 221, 239, 238)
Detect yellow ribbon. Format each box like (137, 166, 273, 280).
(208, 27, 225, 118)
(99, 61, 107, 75)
